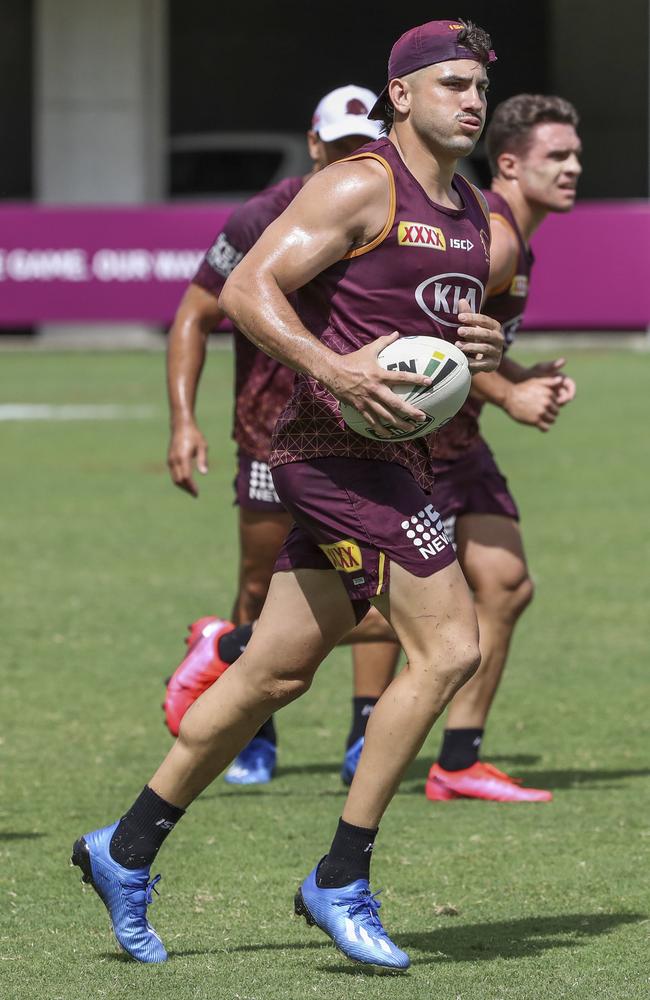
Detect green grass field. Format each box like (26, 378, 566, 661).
(1, 346, 649, 1000)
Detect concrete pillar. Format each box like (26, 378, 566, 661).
(35, 0, 167, 202)
(34, 0, 167, 343)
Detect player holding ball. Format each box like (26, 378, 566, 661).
(73, 19, 502, 970)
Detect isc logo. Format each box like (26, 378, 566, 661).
(398, 222, 446, 251)
(449, 237, 474, 251)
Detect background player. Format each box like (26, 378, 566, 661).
(164, 86, 381, 781)
(425, 93, 580, 801)
(72, 19, 503, 969)
(342, 93, 581, 800)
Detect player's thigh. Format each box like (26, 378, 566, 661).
(455, 513, 529, 595)
(243, 567, 359, 684)
(375, 559, 479, 675)
(238, 507, 292, 582)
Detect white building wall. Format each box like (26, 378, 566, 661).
(34, 0, 167, 341)
(35, 0, 167, 203)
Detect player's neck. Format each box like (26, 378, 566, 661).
(390, 129, 460, 210)
(491, 177, 548, 242)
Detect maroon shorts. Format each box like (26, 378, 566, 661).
(430, 438, 519, 546)
(272, 457, 456, 622)
(234, 451, 286, 513)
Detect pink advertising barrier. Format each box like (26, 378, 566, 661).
(525, 201, 649, 329)
(0, 201, 648, 328)
(0, 204, 233, 325)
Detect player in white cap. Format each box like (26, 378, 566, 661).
(164, 86, 381, 782)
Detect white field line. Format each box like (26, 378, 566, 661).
(0, 404, 156, 421)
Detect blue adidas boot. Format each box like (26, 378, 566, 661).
(340, 736, 365, 786)
(295, 862, 410, 970)
(224, 737, 277, 785)
(71, 822, 167, 963)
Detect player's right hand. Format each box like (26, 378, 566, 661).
(504, 377, 563, 432)
(324, 332, 433, 439)
(167, 422, 209, 496)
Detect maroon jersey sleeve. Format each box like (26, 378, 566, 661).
(192, 176, 303, 299)
(192, 203, 264, 298)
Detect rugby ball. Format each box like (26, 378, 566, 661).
(340, 336, 470, 441)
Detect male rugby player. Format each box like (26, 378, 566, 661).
(342, 94, 581, 800)
(164, 86, 382, 782)
(425, 93, 580, 800)
(72, 19, 503, 969)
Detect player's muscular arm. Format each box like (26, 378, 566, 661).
(167, 283, 224, 496)
(220, 161, 434, 437)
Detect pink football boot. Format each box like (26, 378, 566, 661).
(163, 617, 235, 736)
(425, 761, 552, 802)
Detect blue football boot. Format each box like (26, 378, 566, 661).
(340, 737, 364, 786)
(224, 737, 277, 785)
(71, 821, 167, 963)
(294, 862, 410, 970)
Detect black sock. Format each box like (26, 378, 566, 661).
(347, 697, 378, 749)
(109, 785, 185, 870)
(438, 728, 484, 771)
(316, 817, 378, 888)
(255, 716, 277, 746)
(218, 623, 253, 665)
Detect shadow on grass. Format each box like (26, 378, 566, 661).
(400, 762, 650, 793)
(199, 789, 346, 802)
(185, 757, 650, 800)
(401, 754, 542, 784)
(0, 831, 45, 841)
(508, 766, 650, 791)
(169, 941, 328, 958)
(276, 762, 341, 777)
(201, 753, 544, 788)
(153, 912, 645, 966)
(315, 962, 408, 977)
(398, 911, 646, 965)
(277, 754, 544, 783)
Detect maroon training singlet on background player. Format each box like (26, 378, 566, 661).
(193, 175, 303, 461)
(431, 188, 534, 462)
(269, 137, 492, 493)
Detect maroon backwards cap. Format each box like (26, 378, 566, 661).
(368, 19, 497, 120)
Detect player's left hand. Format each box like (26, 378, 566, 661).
(455, 299, 504, 373)
(526, 358, 577, 405)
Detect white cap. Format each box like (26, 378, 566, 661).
(311, 85, 382, 143)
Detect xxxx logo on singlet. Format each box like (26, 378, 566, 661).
(415, 272, 485, 328)
(398, 221, 446, 251)
(319, 539, 363, 573)
(509, 275, 528, 297)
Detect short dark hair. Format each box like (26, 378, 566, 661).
(377, 18, 494, 135)
(486, 94, 580, 174)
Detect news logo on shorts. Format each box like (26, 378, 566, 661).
(248, 460, 280, 504)
(401, 506, 451, 560)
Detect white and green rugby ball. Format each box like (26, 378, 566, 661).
(340, 335, 470, 441)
